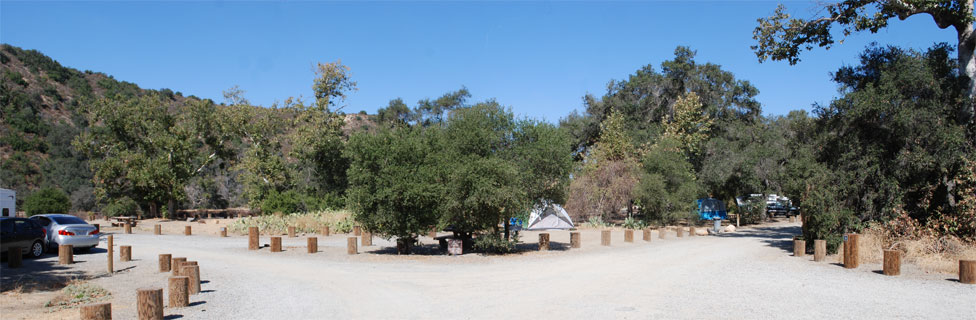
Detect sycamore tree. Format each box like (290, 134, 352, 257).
(753, 0, 975, 120)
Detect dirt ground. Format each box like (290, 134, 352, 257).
(2, 219, 974, 319)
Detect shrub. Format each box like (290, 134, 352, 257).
(101, 197, 140, 218)
(622, 217, 647, 229)
(45, 282, 110, 309)
(229, 210, 353, 235)
(801, 177, 861, 253)
(23, 187, 71, 216)
(473, 235, 518, 254)
(584, 216, 612, 228)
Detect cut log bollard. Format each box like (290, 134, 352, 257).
(271, 237, 282, 252)
(184, 226, 191, 236)
(107, 235, 114, 273)
(171, 257, 186, 276)
(427, 227, 436, 238)
(120, 245, 132, 262)
(80, 302, 111, 320)
(154, 225, 161, 235)
(248, 227, 259, 250)
(347, 237, 358, 254)
(814, 240, 826, 262)
(184, 265, 201, 295)
(883, 250, 901, 276)
(307, 237, 318, 253)
(601, 230, 611, 246)
(659, 228, 666, 239)
(353, 226, 362, 236)
(624, 229, 634, 243)
(789, 216, 795, 223)
(643, 229, 652, 242)
(676, 228, 684, 238)
(538, 233, 550, 251)
(960, 260, 976, 284)
(322, 226, 331, 237)
(220, 227, 227, 237)
(689, 227, 696, 237)
(168, 276, 189, 307)
(288, 226, 296, 238)
(844, 233, 860, 269)
(125, 222, 132, 234)
(158, 254, 171, 272)
(58, 244, 73, 265)
(7, 246, 22, 268)
(570, 232, 581, 248)
(362, 232, 373, 246)
(137, 288, 164, 320)
(793, 240, 805, 257)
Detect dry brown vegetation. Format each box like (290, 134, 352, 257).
(836, 225, 976, 274)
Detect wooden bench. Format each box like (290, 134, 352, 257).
(111, 216, 137, 227)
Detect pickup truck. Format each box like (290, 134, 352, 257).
(765, 203, 790, 217)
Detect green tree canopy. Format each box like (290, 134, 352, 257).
(23, 187, 70, 216)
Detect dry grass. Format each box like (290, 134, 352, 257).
(835, 227, 976, 274)
(43, 280, 110, 310)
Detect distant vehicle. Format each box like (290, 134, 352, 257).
(765, 202, 790, 217)
(695, 198, 728, 220)
(29, 214, 100, 252)
(0, 217, 45, 258)
(0, 188, 14, 217)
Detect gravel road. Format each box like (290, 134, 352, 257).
(3, 221, 974, 319)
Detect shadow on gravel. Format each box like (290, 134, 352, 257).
(365, 243, 445, 256)
(164, 315, 184, 319)
(0, 257, 87, 293)
(716, 225, 802, 254)
(189, 301, 206, 307)
(514, 242, 570, 252)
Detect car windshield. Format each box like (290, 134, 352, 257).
(52, 216, 87, 225)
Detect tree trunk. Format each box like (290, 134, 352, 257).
(137, 288, 164, 320)
(167, 199, 176, 220)
(150, 202, 158, 219)
(957, 15, 975, 121)
(80, 302, 112, 320)
(396, 237, 413, 255)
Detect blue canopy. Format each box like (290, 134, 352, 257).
(696, 198, 728, 220)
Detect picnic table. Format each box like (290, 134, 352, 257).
(111, 216, 137, 227)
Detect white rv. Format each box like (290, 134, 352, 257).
(0, 188, 15, 217)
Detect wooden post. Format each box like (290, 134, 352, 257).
(248, 227, 259, 250)
(624, 229, 634, 243)
(80, 302, 111, 320)
(183, 265, 200, 295)
(570, 232, 580, 248)
(347, 237, 358, 254)
(322, 226, 331, 237)
(184, 226, 191, 236)
(814, 240, 826, 262)
(601, 230, 611, 246)
(107, 235, 113, 273)
(120, 245, 131, 262)
(154, 225, 161, 235)
(220, 227, 227, 237)
(307, 237, 318, 253)
(642, 229, 652, 242)
(137, 288, 164, 320)
(288, 226, 296, 238)
(427, 226, 436, 238)
(793, 240, 805, 257)
(883, 250, 901, 276)
(158, 254, 171, 272)
(270, 237, 282, 252)
(676, 227, 684, 238)
(538, 233, 550, 251)
(362, 232, 373, 246)
(959, 260, 976, 284)
(7, 246, 22, 268)
(844, 233, 859, 269)
(789, 216, 795, 223)
(167, 276, 189, 307)
(658, 228, 666, 239)
(171, 257, 186, 276)
(689, 227, 696, 237)
(58, 244, 73, 265)
(125, 222, 132, 234)
(353, 226, 362, 236)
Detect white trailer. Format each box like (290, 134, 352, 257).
(0, 188, 15, 217)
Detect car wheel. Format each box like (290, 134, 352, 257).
(29, 241, 45, 258)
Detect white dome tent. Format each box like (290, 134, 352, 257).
(526, 204, 574, 230)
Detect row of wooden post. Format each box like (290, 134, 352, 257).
(248, 226, 370, 255)
(536, 227, 690, 251)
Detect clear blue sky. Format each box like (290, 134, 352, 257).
(1, 1, 958, 121)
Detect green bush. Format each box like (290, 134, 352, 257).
(102, 197, 140, 218)
(473, 235, 518, 254)
(23, 187, 71, 216)
(801, 176, 862, 253)
(259, 190, 344, 215)
(622, 217, 647, 229)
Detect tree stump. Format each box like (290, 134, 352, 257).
(80, 302, 111, 320)
(813, 240, 826, 262)
(844, 233, 859, 269)
(184, 226, 191, 236)
(125, 222, 132, 234)
(7, 246, 22, 268)
(167, 276, 189, 307)
(793, 240, 805, 257)
(158, 254, 171, 272)
(623, 229, 634, 243)
(154, 225, 161, 235)
(137, 288, 164, 320)
(120, 245, 132, 262)
(270, 237, 282, 252)
(658, 228, 666, 239)
(538, 233, 550, 251)
(883, 250, 901, 276)
(676, 227, 684, 238)
(601, 230, 611, 246)
(171, 257, 186, 276)
(362, 232, 373, 246)
(183, 265, 200, 295)
(570, 232, 580, 248)
(307, 237, 318, 253)
(642, 229, 652, 242)
(248, 227, 259, 250)
(347, 237, 358, 254)
(322, 226, 331, 237)
(353, 226, 362, 236)
(220, 227, 227, 237)
(288, 226, 296, 238)
(107, 235, 114, 273)
(58, 244, 73, 265)
(959, 260, 976, 284)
